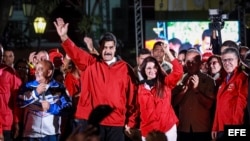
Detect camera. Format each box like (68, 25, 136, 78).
(208, 9, 228, 30)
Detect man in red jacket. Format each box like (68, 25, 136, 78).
(0, 44, 21, 141)
(212, 47, 248, 140)
(54, 18, 138, 141)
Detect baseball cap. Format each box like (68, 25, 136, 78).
(202, 51, 213, 62)
(48, 48, 63, 68)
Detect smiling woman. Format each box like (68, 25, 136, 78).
(138, 44, 183, 141)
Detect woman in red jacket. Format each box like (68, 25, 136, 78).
(211, 47, 248, 140)
(138, 43, 183, 141)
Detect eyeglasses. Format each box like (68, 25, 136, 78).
(222, 58, 235, 64)
(208, 61, 218, 66)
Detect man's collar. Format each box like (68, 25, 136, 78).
(105, 57, 117, 65)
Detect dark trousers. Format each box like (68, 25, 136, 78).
(23, 135, 59, 141)
(99, 125, 124, 141)
(59, 116, 74, 141)
(75, 119, 125, 141)
(73, 119, 89, 132)
(3, 130, 12, 141)
(177, 131, 211, 141)
(13, 122, 24, 141)
(216, 131, 225, 141)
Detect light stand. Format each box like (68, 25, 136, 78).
(208, 9, 228, 55)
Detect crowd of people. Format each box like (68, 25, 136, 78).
(0, 17, 250, 141)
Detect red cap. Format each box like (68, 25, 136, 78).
(202, 52, 213, 62)
(49, 48, 63, 68)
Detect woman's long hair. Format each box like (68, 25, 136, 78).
(140, 56, 166, 98)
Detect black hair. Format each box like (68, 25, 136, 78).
(152, 41, 164, 50)
(3, 48, 14, 52)
(168, 38, 182, 45)
(14, 58, 28, 70)
(99, 32, 117, 47)
(202, 29, 212, 40)
(239, 46, 249, 52)
(221, 40, 238, 49)
(146, 130, 168, 141)
(138, 48, 151, 57)
(207, 54, 222, 66)
(169, 48, 176, 58)
(140, 56, 166, 98)
(67, 59, 77, 73)
(178, 49, 187, 56)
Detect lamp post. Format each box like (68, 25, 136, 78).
(33, 17, 46, 51)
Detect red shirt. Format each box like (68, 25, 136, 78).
(62, 39, 138, 127)
(64, 72, 80, 97)
(138, 59, 183, 136)
(0, 64, 21, 131)
(212, 68, 248, 132)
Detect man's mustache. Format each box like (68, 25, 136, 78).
(104, 53, 112, 56)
